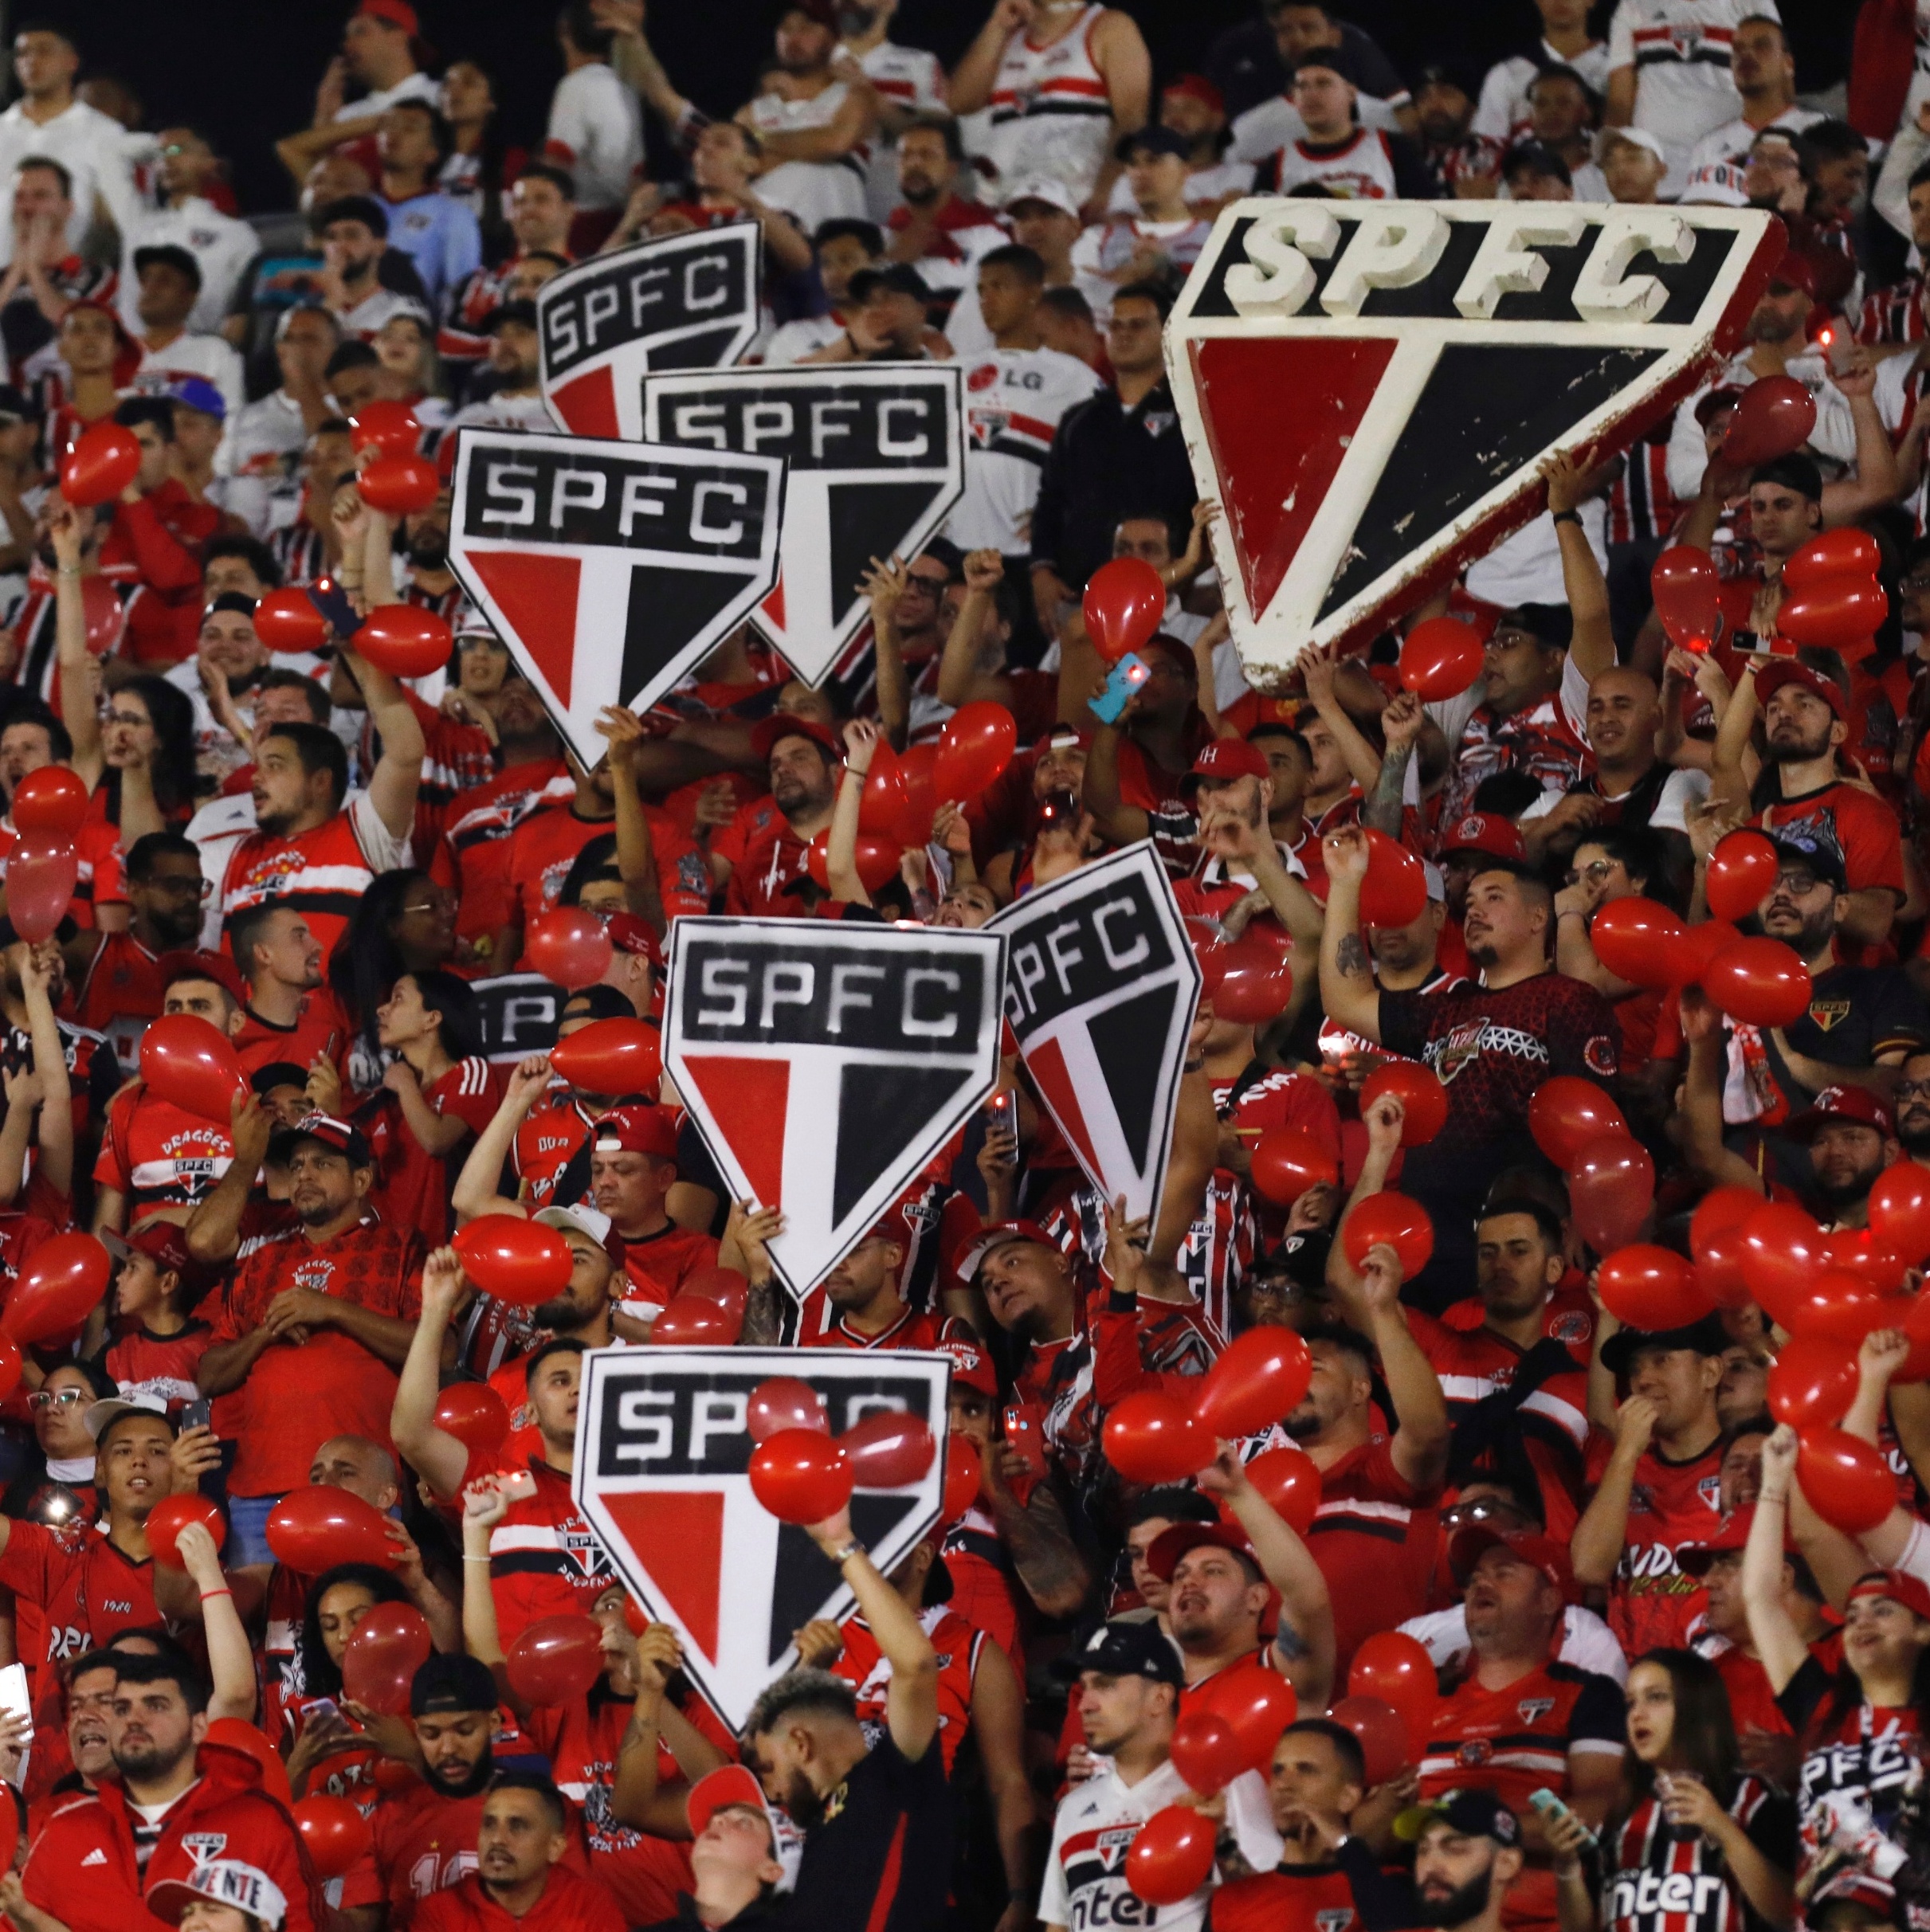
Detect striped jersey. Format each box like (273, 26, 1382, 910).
(986, 4, 1116, 206)
(1602, 1777, 1791, 1932)
(1041, 1757, 1210, 1932)
(1857, 269, 1926, 347)
(218, 793, 412, 961)
(1606, 0, 1772, 192)
(1305, 1436, 1441, 1675)
(949, 345, 1102, 555)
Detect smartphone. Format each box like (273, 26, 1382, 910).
(1529, 1787, 1597, 1849)
(305, 574, 357, 639)
(1003, 1403, 1048, 1480)
(1089, 653, 1150, 724)
(984, 1090, 1014, 1123)
(181, 1397, 213, 1433)
(0, 1663, 30, 1741)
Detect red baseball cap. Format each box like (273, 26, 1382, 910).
(1849, 1570, 1930, 1622)
(1146, 1522, 1255, 1581)
(1755, 659, 1846, 721)
(1163, 72, 1224, 113)
(357, 0, 419, 31)
(940, 1334, 997, 1397)
(955, 1218, 1059, 1279)
(1439, 813, 1527, 864)
(603, 911, 664, 966)
(1787, 1085, 1893, 1141)
(158, 950, 245, 1003)
(1184, 739, 1270, 792)
(102, 1218, 195, 1277)
(750, 714, 840, 763)
(593, 1104, 681, 1159)
(1449, 1526, 1576, 1601)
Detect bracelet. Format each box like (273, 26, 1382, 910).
(199, 1589, 232, 1601)
(1758, 1488, 1789, 1506)
(1551, 510, 1582, 527)
(463, 1554, 492, 1564)
(56, 565, 80, 578)
(832, 1538, 865, 1565)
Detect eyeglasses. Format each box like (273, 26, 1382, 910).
(1439, 1497, 1527, 1529)
(1562, 860, 1615, 887)
(1773, 870, 1824, 896)
(900, 573, 948, 596)
(104, 711, 151, 730)
(1894, 1080, 1930, 1100)
(26, 1389, 84, 1411)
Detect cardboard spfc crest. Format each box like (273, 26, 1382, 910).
(575, 1347, 949, 1730)
(989, 842, 1201, 1221)
(665, 918, 1003, 1299)
(539, 225, 762, 441)
(641, 365, 965, 687)
(447, 429, 783, 770)
(1167, 202, 1783, 684)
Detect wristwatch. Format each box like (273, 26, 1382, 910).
(831, 1538, 866, 1565)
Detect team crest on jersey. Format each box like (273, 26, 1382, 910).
(1434, 1020, 1488, 1086)
(182, 1834, 228, 1860)
(1517, 1698, 1555, 1723)
(1166, 202, 1784, 683)
(1550, 1310, 1591, 1346)
(1808, 1000, 1850, 1033)
(1583, 1034, 1618, 1078)
(1457, 1739, 1494, 1765)
(1698, 1474, 1724, 1511)
(1317, 1911, 1356, 1932)
(1096, 1826, 1136, 1871)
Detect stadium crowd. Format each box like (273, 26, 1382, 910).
(0, 0, 1924, 1930)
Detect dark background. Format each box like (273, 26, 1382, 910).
(18, 0, 1856, 218)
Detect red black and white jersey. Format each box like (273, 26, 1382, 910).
(1318, 966, 1466, 1069)
(1210, 1860, 1363, 1932)
(1585, 1432, 1725, 1656)
(220, 797, 410, 962)
(487, 1457, 618, 1647)
(93, 1084, 233, 1210)
(102, 1318, 212, 1417)
(73, 934, 229, 1068)
(1602, 1777, 1794, 1932)
(798, 1303, 964, 1351)
(1041, 1757, 1210, 1932)
(949, 346, 1102, 555)
(1057, 1185, 1234, 1366)
(1857, 271, 1926, 347)
(1306, 1435, 1440, 1676)
(832, 1605, 985, 1772)
(513, 1094, 606, 1209)
(433, 762, 571, 950)
(1269, 128, 1402, 198)
(267, 517, 329, 586)
(1438, 691, 1592, 829)
(1608, 421, 1681, 545)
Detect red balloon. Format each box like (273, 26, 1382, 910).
(354, 604, 453, 678)
(1723, 375, 1817, 465)
(1870, 1163, 1930, 1264)
(1213, 924, 1295, 1025)
(1359, 1060, 1449, 1145)
(1199, 1664, 1299, 1772)
(649, 1292, 743, 1345)
(1223, 1444, 1322, 1534)
(840, 1409, 937, 1488)
(1528, 1077, 1628, 1170)
(1595, 1244, 1702, 1329)
(1082, 557, 1166, 664)
(1192, 1327, 1314, 1440)
(350, 400, 422, 457)
(1767, 1331, 1859, 1428)
(1169, 1710, 1249, 1796)
(58, 420, 140, 506)
(1102, 1392, 1214, 1484)
(254, 586, 329, 653)
(1691, 1183, 1765, 1309)
(1249, 1127, 1339, 1207)
(6, 836, 78, 942)
(1589, 897, 1686, 990)
(1820, 1228, 1909, 1296)
(1739, 1201, 1828, 1328)
(805, 826, 903, 895)
(1780, 581, 1889, 653)
(343, 1602, 433, 1715)
(1348, 1631, 1439, 1746)
(1124, 1807, 1216, 1907)
(1330, 1695, 1410, 1785)
(1398, 617, 1483, 701)
(1784, 529, 1882, 589)
(859, 740, 911, 837)
(1704, 937, 1812, 1028)
(139, 1013, 245, 1124)
(0, 1333, 22, 1402)
(80, 574, 123, 655)
(10, 767, 88, 839)
(359, 453, 440, 515)
(293, 1795, 372, 1880)
(1650, 545, 1724, 650)
(1784, 1268, 1887, 1343)
(433, 1382, 511, 1456)
(684, 1266, 750, 1319)
(1341, 1193, 1434, 1276)
(548, 1018, 662, 1097)
(748, 1377, 829, 1441)
(895, 742, 938, 847)
(1569, 1133, 1656, 1255)
(1705, 831, 1783, 923)
(524, 907, 614, 992)
(1359, 829, 1427, 929)
(748, 1428, 853, 1525)
(452, 1215, 574, 1307)
(1666, 917, 1743, 990)
(143, 1493, 225, 1569)
(932, 701, 1016, 801)
(941, 1432, 981, 1520)
(5, 1232, 111, 1343)
(265, 1487, 398, 1571)
(1797, 1425, 1896, 1534)
(204, 1720, 293, 1803)
(506, 1613, 604, 1706)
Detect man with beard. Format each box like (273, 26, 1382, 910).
(714, 716, 841, 915)
(22, 1652, 314, 1932)
(1401, 1790, 1528, 1932)
(412, 1775, 622, 1932)
(1320, 829, 1619, 1306)
(1741, 660, 1905, 951)
(308, 196, 433, 343)
(194, 1115, 422, 1569)
(802, 1218, 959, 1350)
(444, 302, 550, 435)
(885, 119, 1001, 266)
(743, 1496, 945, 1932)
(229, 903, 350, 1077)
(395, 486, 460, 621)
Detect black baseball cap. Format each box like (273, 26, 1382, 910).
(133, 244, 202, 291)
(1289, 45, 1366, 87)
(1768, 829, 1847, 892)
(1395, 1787, 1523, 1848)
(267, 1111, 375, 1171)
(1117, 125, 1191, 161)
(1601, 1311, 1730, 1378)
(1053, 1619, 1185, 1689)
(488, 300, 539, 333)
(849, 263, 932, 304)
(411, 1653, 500, 1717)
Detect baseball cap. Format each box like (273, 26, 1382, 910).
(1448, 1526, 1575, 1601)
(750, 713, 840, 763)
(1755, 659, 1845, 719)
(955, 1218, 1059, 1280)
(604, 911, 665, 966)
(1496, 602, 1574, 649)
(1786, 1086, 1894, 1142)
(1118, 125, 1191, 162)
(939, 1333, 997, 1397)
(487, 298, 539, 333)
(1767, 829, 1847, 892)
(82, 1389, 174, 1445)
(1693, 385, 1745, 428)
(593, 1103, 681, 1160)
(1600, 1310, 1732, 1378)
(158, 950, 244, 1002)
(249, 1061, 310, 1097)
(777, 0, 838, 25)
(1395, 1787, 1523, 1848)
(268, 1111, 375, 1170)
(1598, 124, 1666, 165)
(101, 1220, 195, 1277)
(1184, 738, 1270, 792)
(1002, 175, 1081, 219)
(167, 375, 226, 423)
(1848, 1569, 1930, 1622)
(849, 262, 933, 305)
(1677, 1505, 1782, 1576)
(1289, 45, 1364, 86)
(1768, 253, 1818, 300)
(1145, 1521, 1257, 1581)
(1438, 813, 1527, 864)
(150, 1862, 288, 1932)
(535, 1201, 617, 1252)
(1054, 1618, 1186, 1688)
(411, 1652, 500, 1716)
(1163, 73, 1224, 112)
(686, 1765, 800, 1891)
(133, 244, 202, 291)
(359, 0, 420, 33)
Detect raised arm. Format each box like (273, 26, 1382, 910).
(185, 1092, 274, 1264)
(597, 707, 669, 935)
(1081, 719, 1151, 845)
(339, 645, 426, 845)
(175, 1522, 258, 1721)
(861, 555, 912, 751)
(949, 0, 1026, 115)
(1316, 825, 1383, 1044)
(936, 551, 1015, 711)
(806, 1505, 938, 1761)
(1542, 451, 1614, 684)
(1742, 1426, 1814, 1694)
(450, 1056, 554, 1221)
(48, 500, 104, 786)
(388, 1249, 472, 1501)
(1355, 1241, 1449, 1491)
(828, 719, 880, 907)
(15, 951, 70, 1201)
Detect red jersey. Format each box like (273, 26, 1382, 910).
(73, 935, 229, 1069)
(405, 691, 496, 854)
(832, 1605, 983, 1773)
(1707, 1641, 1792, 1739)
(433, 762, 571, 950)
(800, 1304, 961, 1350)
(99, 480, 222, 665)
(514, 1095, 604, 1209)
(364, 1057, 505, 1244)
(1586, 1433, 1726, 1656)
(488, 1459, 619, 1648)
(1756, 782, 1906, 905)
(715, 797, 813, 917)
(938, 1501, 1023, 1676)
(411, 1870, 623, 1932)
(1305, 1436, 1440, 1676)
(221, 802, 403, 962)
(233, 987, 353, 1078)
(207, 1213, 423, 1495)
(616, 1222, 720, 1322)
(1210, 1064, 1344, 1245)
(1210, 1862, 1362, 1932)
(507, 801, 709, 937)
(93, 1085, 233, 1211)
(103, 1318, 213, 1417)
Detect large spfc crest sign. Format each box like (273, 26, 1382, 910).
(641, 366, 966, 687)
(1167, 202, 1783, 683)
(990, 842, 1201, 1221)
(575, 1348, 949, 1730)
(447, 429, 783, 770)
(539, 225, 762, 441)
(665, 919, 1003, 1300)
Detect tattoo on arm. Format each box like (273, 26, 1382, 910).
(994, 1483, 1091, 1616)
(740, 1280, 783, 1348)
(1273, 1620, 1308, 1662)
(1364, 743, 1412, 836)
(1336, 934, 1369, 979)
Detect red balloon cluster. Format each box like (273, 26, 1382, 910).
(749, 1428, 853, 1524)
(1100, 1329, 1314, 1485)
(1871, 1162, 1930, 1264)
(255, 586, 328, 654)
(1779, 528, 1888, 661)
(1082, 556, 1166, 664)
(1398, 617, 1483, 701)
(1524, 1081, 1657, 1252)
(452, 1215, 573, 1307)
(1348, 1632, 1439, 1758)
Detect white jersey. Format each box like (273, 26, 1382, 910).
(131, 331, 246, 434)
(1665, 348, 1857, 501)
(445, 390, 555, 436)
(1105, 158, 1253, 215)
(335, 72, 438, 121)
(755, 313, 847, 365)
(1471, 41, 1615, 151)
(223, 389, 308, 538)
(119, 197, 257, 335)
(1606, 0, 1780, 197)
(1681, 103, 1824, 195)
(985, 4, 1116, 207)
(840, 37, 949, 220)
(1039, 1759, 1211, 1932)
(1273, 127, 1402, 199)
(0, 97, 138, 266)
(1069, 214, 1214, 321)
(1226, 89, 1404, 170)
(335, 286, 433, 343)
(545, 61, 644, 213)
(948, 344, 1102, 553)
(746, 82, 870, 233)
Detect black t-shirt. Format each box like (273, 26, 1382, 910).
(1771, 958, 1930, 1080)
(787, 1734, 951, 1932)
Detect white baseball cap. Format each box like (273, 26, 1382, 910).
(150, 1862, 288, 1931)
(1002, 175, 1081, 219)
(1596, 124, 1665, 165)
